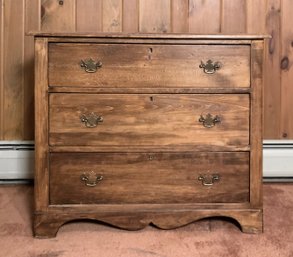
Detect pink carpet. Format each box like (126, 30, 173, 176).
(0, 183, 292, 257)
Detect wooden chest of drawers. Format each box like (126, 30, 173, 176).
(34, 34, 265, 237)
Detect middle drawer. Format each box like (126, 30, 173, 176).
(49, 94, 249, 148)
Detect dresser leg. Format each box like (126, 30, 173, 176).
(235, 210, 263, 234)
(34, 213, 65, 238)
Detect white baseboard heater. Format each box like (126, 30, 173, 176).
(0, 141, 34, 180)
(0, 141, 293, 180)
(263, 140, 293, 179)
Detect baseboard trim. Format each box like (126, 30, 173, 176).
(0, 141, 293, 180)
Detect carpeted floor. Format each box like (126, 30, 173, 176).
(0, 183, 292, 257)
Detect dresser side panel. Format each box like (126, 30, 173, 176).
(250, 40, 264, 208)
(34, 37, 49, 211)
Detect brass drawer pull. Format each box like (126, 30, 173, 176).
(198, 174, 220, 186)
(80, 171, 103, 187)
(199, 113, 221, 128)
(80, 112, 103, 128)
(199, 60, 221, 74)
(80, 58, 102, 73)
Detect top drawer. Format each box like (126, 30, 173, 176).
(48, 44, 250, 88)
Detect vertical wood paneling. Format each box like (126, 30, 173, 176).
(2, 0, 25, 139)
(171, 0, 189, 32)
(0, 0, 291, 140)
(23, 0, 41, 140)
(41, 0, 76, 32)
(102, 0, 122, 32)
(0, 0, 4, 139)
(76, 0, 102, 32)
(123, 0, 139, 32)
(139, 0, 171, 33)
(25, 0, 41, 33)
(246, 0, 266, 34)
(263, 0, 281, 139)
(280, 0, 293, 139)
(221, 0, 246, 33)
(189, 0, 221, 33)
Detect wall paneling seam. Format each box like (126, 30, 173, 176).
(219, 0, 223, 33)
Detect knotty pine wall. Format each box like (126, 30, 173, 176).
(0, 0, 292, 140)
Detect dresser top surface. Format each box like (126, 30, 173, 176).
(30, 32, 270, 40)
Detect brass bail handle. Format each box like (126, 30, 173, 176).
(198, 174, 220, 186)
(80, 112, 103, 128)
(80, 171, 103, 187)
(199, 60, 222, 74)
(80, 58, 103, 73)
(199, 113, 221, 128)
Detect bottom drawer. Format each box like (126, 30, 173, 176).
(49, 152, 250, 205)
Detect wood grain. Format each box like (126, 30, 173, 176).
(2, 0, 25, 139)
(34, 34, 265, 237)
(34, 38, 49, 211)
(263, 0, 281, 139)
(23, 0, 41, 140)
(189, 0, 221, 33)
(48, 43, 251, 88)
(76, 0, 102, 32)
(123, 0, 139, 32)
(49, 94, 250, 148)
(49, 145, 251, 153)
(41, 0, 75, 32)
(25, 0, 41, 33)
(139, 0, 171, 33)
(48, 87, 251, 94)
(171, 0, 188, 32)
(0, 1, 287, 140)
(246, 0, 266, 34)
(102, 0, 122, 32)
(49, 152, 250, 204)
(280, 0, 293, 139)
(221, 0, 246, 33)
(34, 209, 263, 238)
(250, 41, 264, 208)
(33, 33, 268, 40)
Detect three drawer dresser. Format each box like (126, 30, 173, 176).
(34, 33, 265, 237)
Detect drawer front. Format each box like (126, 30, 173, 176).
(49, 152, 250, 205)
(48, 44, 250, 88)
(49, 94, 250, 148)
